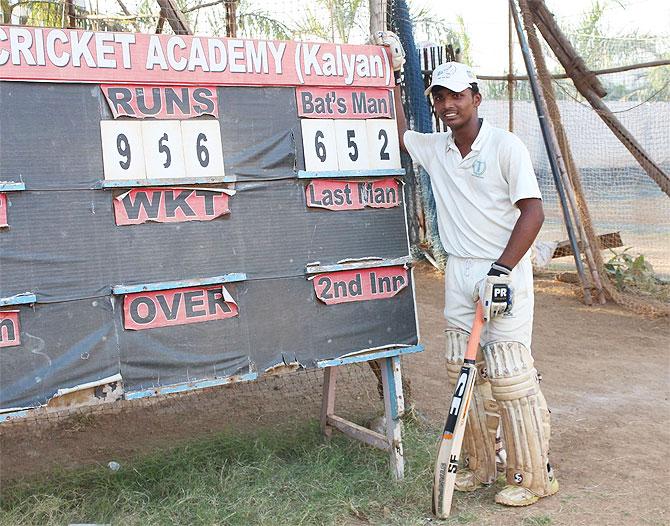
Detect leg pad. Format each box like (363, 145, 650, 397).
(484, 341, 553, 497)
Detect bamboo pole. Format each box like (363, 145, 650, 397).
(369, 0, 387, 34)
(471, 60, 670, 81)
(66, 0, 76, 28)
(530, 0, 670, 198)
(508, 3, 514, 133)
(225, 0, 238, 37)
(510, 0, 593, 304)
(517, 0, 606, 304)
(529, 0, 607, 97)
(156, 0, 192, 35)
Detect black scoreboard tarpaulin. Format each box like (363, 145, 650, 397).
(0, 42, 418, 410)
(0, 83, 303, 188)
(1, 181, 408, 302)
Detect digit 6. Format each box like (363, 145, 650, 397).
(315, 130, 327, 162)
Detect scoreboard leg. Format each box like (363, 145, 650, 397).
(320, 366, 337, 439)
(319, 356, 407, 480)
(380, 355, 405, 480)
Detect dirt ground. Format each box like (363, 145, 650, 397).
(1, 261, 668, 525)
(407, 263, 670, 526)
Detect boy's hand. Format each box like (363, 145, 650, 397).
(372, 31, 405, 71)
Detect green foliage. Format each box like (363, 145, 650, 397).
(292, 0, 360, 42)
(604, 248, 670, 301)
(3, 0, 67, 28)
(236, 6, 293, 40)
(452, 15, 471, 64)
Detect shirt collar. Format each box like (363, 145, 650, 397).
(446, 118, 489, 152)
(471, 118, 490, 151)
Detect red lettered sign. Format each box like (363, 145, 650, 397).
(312, 266, 408, 305)
(0, 310, 20, 348)
(102, 85, 218, 119)
(113, 188, 232, 226)
(296, 87, 394, 119)
(123, 285, 238, 331)
(306, 178, 400, 211)
(0, 27, 392, 87)
(0, 193, 7, 227)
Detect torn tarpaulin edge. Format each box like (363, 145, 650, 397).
(316, 344, 424, 368)
(264, 360, 304, 375)
(305, 255, 413, 279)
(112, 274, 247, 295)
(125, 371, 258, 400)
(0, 292, 37, 306)
(52, 373, 123, 397)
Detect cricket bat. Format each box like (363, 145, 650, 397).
(432, 301, 485, 519)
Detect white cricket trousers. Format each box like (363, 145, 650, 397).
(444, 256, 535, 350)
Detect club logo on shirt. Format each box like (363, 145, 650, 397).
(472, 160, 486, 178)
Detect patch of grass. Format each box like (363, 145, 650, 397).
(456, 511, 479, 523)
(2, 421, 478, 526)
(523, 515, 553, 526)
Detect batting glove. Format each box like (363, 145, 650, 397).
(473, 262, 514, 322)
(372, 30, 405, 72)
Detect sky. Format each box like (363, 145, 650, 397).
(408, 0, 670, 74)
(86, 0, 670, 76)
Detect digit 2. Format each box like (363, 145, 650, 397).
(378, 129, 390, 161)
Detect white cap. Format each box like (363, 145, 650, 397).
(424, 62, 478, 96)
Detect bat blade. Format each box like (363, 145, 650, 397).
(432, 363, 478, 519)
(432, 302, 484, 519)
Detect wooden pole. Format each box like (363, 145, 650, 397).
(464, 60, 670, 81)
(369, 0, 387, 34)
(530, 0, 670, 198)
(529, 0, 607, 97)
(225, 0, 238, 37)
(156, 0, 192, 35)
(517, 0, 606, 303)
(508, 2, 514, 132)
(65, 0, 76, 28)
(155, 8, 166, 34)
(510, 0, 593, 304)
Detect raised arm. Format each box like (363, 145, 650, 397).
(371, 31, 408, 153)
(393, 84, 408, 153)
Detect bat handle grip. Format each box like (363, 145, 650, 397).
(464, 301, 485, 362)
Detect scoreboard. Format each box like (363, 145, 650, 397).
(0, 27, 419, 412)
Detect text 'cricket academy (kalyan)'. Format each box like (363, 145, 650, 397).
(0, 26, 394, 87)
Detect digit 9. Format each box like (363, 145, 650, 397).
(116, 133, 131, 170)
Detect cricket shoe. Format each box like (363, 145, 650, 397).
(455, 469, 505, 492)
(454, 469, 485, 492)
(494, 473, 559, 507)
